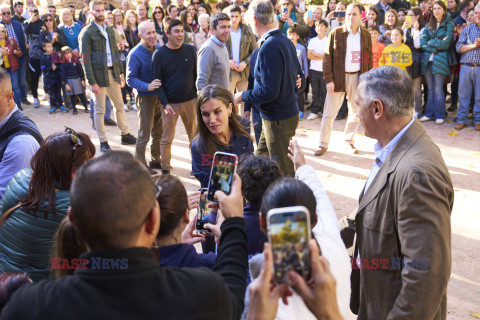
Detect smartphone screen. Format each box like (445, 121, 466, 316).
(362, 11, 366, 20)
(299, 1, 305, 10)
(307, 10, 313, 20)
(333, 11, 345, 18)
(207, 152, 237, 202)
(196, 188, 217, 233)
(267, 207, 312, 284)
(405, 15, 412, 26)
(283, 7, 288, 14)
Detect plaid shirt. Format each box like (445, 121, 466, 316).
(456, 23, 480, 64)
(4, 22, 18, 44)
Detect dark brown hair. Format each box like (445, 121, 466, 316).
(42, 13, 58, 31)
(165, 18, 183, 33)
(368, 6, 379, 26)
(0, 272, 31, 309)
(21, 131, 95, 217)
(51, 217, 87, 279)
(180, 10, 193, 32)
(428, 1, 447, 31)
(154, 175, 189, 240)
(194, 85, 252, 156)
(411, 7, 426, 29)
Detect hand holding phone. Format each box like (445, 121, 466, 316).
(207, 152, 238, 202)
(405, 15, 412, 27)
(267, 206, 313, 285)
(333, 11, 345, 18)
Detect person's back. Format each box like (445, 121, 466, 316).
(1, 151, 248, 319)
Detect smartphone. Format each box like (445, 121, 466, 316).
(333, 11, 345, 18)
(362, 11, 366, 20)
(405, 15, 412, 26)
(267, 206, 313, 285)
(207, 152, 238, 202)
(299, 1, 305, 11)
(283, 7, 288, 14)
(307, 10, 313, 20)
(196, 188, 217, 233)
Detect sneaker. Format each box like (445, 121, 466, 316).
(314, 147, 328, 156)
(435, 119, 444, 125)
(299, 111, 304, 120)
(100, 142, 111, 152)
(121, 133, 137, 145)
(40, 93, 49, 101)
(150, 161, 162, 169)
(84, 106, 89, 113)
(104, 118, 117, 126)
(306, 113, 319, 120)
(414, 111, 419, 119)
(73, 108, 78, 115)
(454, 123, 466, 130)
(58, 106, 68, 113)
(419, 116, 432, 122)
(124, 103, 129, 112)
(33, 98, 40, 108)
(48, 106, 57, 114)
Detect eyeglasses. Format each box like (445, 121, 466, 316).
(1, 12, 11, 15)
(64, 126, 83, 150)
(45, 18, 53, 22)
(154, 11, 162, 14)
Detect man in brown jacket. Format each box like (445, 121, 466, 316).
(351, 66, 453, 319)
(315, 3, 372, 156)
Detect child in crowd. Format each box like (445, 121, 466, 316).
(287, 27, 308, 120)
(378, 28, 413, 72)
(306, 19, 328, 120)
(370, 26, 385, 68)
(60, 46, 89, 115)
(40, 41, 66, 114)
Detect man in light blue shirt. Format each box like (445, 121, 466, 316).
(0, 69, 42, 200)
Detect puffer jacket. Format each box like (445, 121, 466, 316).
(420, 13, 455, 76)
(0, 169, 70, 282)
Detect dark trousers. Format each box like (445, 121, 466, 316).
(70, 93, 88, 111)
(251, 106, 262, 145)
(297, 77, 306, 112)
(47, 78, 63, 107)
(310, 69, 326, 115)
(256, 114, 299, 177)
(29, 58, 42, 99)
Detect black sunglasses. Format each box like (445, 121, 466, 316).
(45, 18, 53, 22)
(1, 12, 11, 15)
(154, 11, 162, 14)
(64, 126, 83, 150)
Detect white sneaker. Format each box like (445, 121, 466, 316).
(33, 98, 40, 108)
(123, 104, 129, 112)
(419, 116, 432, 122)
(306, 113, 319, 120)
(131, 103, 137, 111)
(40, 93, 49, 101)
(414, 111, 419, 119)
(435, 119, 444, 125)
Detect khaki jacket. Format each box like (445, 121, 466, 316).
(226, 24, 257, 81)
(351, 120, 453, 319)
(323, 25, 372, 92)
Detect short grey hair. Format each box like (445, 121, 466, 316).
(358, 66, 414, 117)
(247, 0, 275, 26)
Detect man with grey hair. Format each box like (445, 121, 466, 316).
(233, 0, 301, 177)
(351, 66, 453, 319)
(126, 21, 162, 174)
(197, 12, 231, 92)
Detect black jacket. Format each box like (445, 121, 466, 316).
(1, 218, 248, 320)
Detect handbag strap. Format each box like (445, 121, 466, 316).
(0, 203, 22, 228)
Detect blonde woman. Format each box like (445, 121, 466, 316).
(59, 8, 82, 53)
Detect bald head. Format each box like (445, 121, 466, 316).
(0, 69, 15, 121)
(138, 21, 157, 49)
(70, 151, 158, 251)
(139, 21, 154, 35)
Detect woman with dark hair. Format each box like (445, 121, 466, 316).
(379, 8, 400, 45)
(180, 10, 195, 46)
(198, 3, 211, 16)
(40, 13, 67, 52)
(0, 129, 95, 282)
(187, 4, 199, 32)
(324, 0, 337, 18)
(404, 7, 426, 118)
(241, 140, 350, 320)
(0, 272, 32, 310)
(191, 85, 253, 188)
(419, 0, 454, 124)
(124, 10, 141, 50)
(154, 175, 217, 268)
(50, 217, 87, 279)
(366, 6, 379, 27)
(152, 6, 167, 46)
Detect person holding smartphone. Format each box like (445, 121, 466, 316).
(325, 2, 346, 30)
(277, 0, 309, 39)
(241, 140, 351, 320)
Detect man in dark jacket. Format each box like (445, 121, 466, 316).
(234, 0, 301, 177)
(1, 151, 248, 320)
(0, 69, 41, 201)
(79, 0, 136, 153)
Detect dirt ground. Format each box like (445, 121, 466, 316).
(24, 88, 480, 319)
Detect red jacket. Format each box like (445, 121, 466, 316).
(1, 37, 22, 71)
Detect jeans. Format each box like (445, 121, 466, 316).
(7, 69, 22, 107)
(17, 55, 28, 101)
(310, 69, 326, 115)
(90, 96, 113, 121)
(457, 65, 480, 124)
(424, 63, 446, 120)
(251, 105, 262, 145)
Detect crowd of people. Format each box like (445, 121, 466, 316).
(0, 0, 461, 318)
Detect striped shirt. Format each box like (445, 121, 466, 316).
(456, 23, 480, 64)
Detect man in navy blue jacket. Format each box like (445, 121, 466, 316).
(234, 0, 301, 177)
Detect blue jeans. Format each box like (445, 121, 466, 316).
(457, 65, 480, 124)
(17, 55, 28, 101)
(424, 63, 446, 120)
(7, 68, 22, 107)
(90, 95, 112, 121)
